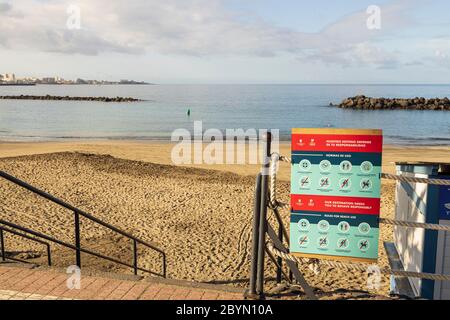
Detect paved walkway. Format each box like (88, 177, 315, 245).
(0, 265, 244, 300)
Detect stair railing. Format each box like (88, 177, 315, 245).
(0, 171, 166, 277)
(0, 225, 52, 266)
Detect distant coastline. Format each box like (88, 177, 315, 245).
(0, 72, 153, 86)
(0, 83, 36, 86)
(0, 82, 154, 86)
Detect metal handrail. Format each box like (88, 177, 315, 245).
(0, 170, 166, 277)
(0, 225, 52, 266)
(0, 220, 164, 277)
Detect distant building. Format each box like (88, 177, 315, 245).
(76, 78, 88, 84)
(119, 79, 149, 85)
(0, 73, 148, 85)
(42, 77, 57, 84)
(3, 73, 16, 82)
(23, 77, 37, 82)
(54, 77, 65, 84)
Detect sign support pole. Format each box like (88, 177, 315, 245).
(247, 173, 262, 297)
(246, 131, 317, 300)
(256, 132, 271, 298)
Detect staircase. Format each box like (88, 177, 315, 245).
(0, 170, 166, 278)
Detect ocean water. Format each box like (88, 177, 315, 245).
(0, 84, 449, 145)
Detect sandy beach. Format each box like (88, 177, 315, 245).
(1, 141, 449, 299)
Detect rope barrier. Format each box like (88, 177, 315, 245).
(266, 242, 450, 281)
(275, 154, 450, 186)
(381, 173, 450, 186)
(270, 153, 450, 231)
(267, 153, 450, 282)
(380, 218, 450, 231)
(269, 152, 280, 209)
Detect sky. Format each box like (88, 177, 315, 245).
(1, 0, 450, 84)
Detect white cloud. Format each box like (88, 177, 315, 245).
(414, 38, 450, 68)
(0, 0, 415, 67)
(0, 2, 11, 13)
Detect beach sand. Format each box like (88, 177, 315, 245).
(0, 141, 449, 299)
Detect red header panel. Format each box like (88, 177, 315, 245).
(291, 194, 381, 215)
(292, 134, 383, 153)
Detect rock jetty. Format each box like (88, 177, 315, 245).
(0, 95, 141, 102)
(337, 95, 450, 111)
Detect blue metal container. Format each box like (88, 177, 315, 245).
(393, 162, 450, 299)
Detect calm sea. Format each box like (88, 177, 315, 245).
(0, 84, 449, 145)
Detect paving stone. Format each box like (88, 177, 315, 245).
(0, 266, 243, 301)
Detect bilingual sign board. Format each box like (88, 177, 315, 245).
(290, 128, 383, 262)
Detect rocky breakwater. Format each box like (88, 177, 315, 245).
(337, 95, 450, 111)
(0, 95, 141, 102)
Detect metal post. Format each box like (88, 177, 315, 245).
(276, 225, 283, 283)
(162, 252, 167, 278)
(74, 211, 81, 268)
(133, 239, 138, 275)
(272, 207, 287, 283)
(256, 131, 272, 297)
(46, 244, 52, 266)
(0, 229, 5, 262)
(248, 173, 262, 296)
